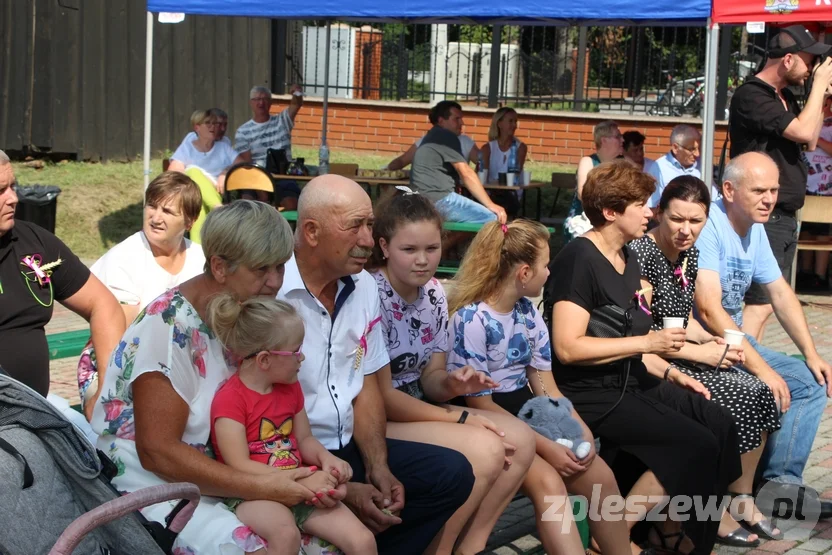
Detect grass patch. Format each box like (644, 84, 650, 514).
(12, 149, 575, 260)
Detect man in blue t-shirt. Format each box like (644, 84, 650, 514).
(695, 151, 832, 516)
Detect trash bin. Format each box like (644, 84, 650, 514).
(15, 184, 62, 234)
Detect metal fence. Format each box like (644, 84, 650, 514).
(284, 22, 725, 116)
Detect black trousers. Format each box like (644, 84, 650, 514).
(330, 438, 475, 555)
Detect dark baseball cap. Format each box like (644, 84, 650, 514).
(768, 25, 831, 58)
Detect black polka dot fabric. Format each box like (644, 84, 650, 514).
(631, 236, 780, 454)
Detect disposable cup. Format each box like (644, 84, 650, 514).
(477, 170, 488, 184)
(522, 170, 532, 186)
(662, 317, 685, 329)
(505, 173, 516, 187)
(723, 329, 745, 346)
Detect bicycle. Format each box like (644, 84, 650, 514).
(629, 70, 705, 117)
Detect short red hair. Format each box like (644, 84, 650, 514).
(582, 160, 656, 227)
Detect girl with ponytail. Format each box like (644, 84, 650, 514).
(208, 293, 375, 555)
(448, 220, 635, 555)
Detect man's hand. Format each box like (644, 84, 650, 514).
(367, 465, 405, 514)
(289, 84, 304, 96)
(805, 354, 832, 397)
(488, 203, 507, 224)
(445, 366, 498, 397)
(813, 57, 832, 94)
(667, 367, 711, 400)
(757, 367, 791, 413)
(344, 482, 403, 534)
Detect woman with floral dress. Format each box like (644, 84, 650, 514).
(90, 200, 341, 555)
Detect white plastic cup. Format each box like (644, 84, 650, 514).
(522, 170, 532, 186)
(662, 317, 685, 329)
(723, 329, 745, 346)
(506, 173, 516, 187)
(478, 170, 488, 184)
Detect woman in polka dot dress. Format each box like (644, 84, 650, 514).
(630, 176, 782, 545)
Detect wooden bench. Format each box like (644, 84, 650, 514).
(47, 329, 90, 360)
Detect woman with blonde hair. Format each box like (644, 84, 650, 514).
(481, 107, 527, 219)
(447, 218, 635, 554)
(90, 200, 341, 555)
(169, 110, 247, 242)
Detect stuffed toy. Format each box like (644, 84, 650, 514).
(518, 396, 592, 459)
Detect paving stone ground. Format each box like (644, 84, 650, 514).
(45, 287, 832, 554)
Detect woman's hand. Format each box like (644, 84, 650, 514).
(445, 366, 499, 397)
(298, 470, 341, 508)
(546, 441, 587, 478)
(262, 466, 317, 506)
(463, 412, 516, 468)
(321, 453, 353, 486)
(699, 338, 744, 368)
(666, 367, 711, 400)
(645, 328, 687, 356)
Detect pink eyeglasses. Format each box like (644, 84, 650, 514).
(244, 346, 303, 361)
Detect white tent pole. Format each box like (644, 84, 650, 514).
(321, 21, 331, 148)
(143, 12, 154, 193)
(701, 18, 719, 191)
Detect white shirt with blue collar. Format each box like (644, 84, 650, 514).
(278, 256, 390, 450)
(647, 152, 703, 208)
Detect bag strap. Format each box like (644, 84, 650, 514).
(715, 124, 731, 188)
(0, 436, 34, 489)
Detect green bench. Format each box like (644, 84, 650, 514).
(280, 211, 554, 235)
(47, 329, 91, 360)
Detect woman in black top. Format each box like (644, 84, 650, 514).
(547, 161, 742, 554)
(630, 176, 781, 543)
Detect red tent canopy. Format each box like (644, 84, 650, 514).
(712, 0, 832, 24)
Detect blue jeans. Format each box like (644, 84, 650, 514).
(745, 335, 826, 485)
(435, 192, 496, 223)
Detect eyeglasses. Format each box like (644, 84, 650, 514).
(244, 346, 303, 362)
(674, 143, 700, 154)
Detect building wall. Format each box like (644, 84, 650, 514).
(0, 0, 271, 161)
(273, 97, 729, 166)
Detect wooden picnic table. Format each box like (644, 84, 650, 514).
(271, 174, 549, 220)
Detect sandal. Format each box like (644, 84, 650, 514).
(716, 525, 760, 547)
(729, 492, 784, 540)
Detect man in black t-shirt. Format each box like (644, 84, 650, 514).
(729, 26, 832, 340)
(0, 151, 123, 417)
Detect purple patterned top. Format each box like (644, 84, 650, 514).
(373, 271, 450, 389)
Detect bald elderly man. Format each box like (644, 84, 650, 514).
(277, 175, 475, 554)
(695, 152, 832, 517)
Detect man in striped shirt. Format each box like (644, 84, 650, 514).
(235, 85, 304, 209)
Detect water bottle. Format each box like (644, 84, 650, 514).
(318, 144, 330, 175)
(507, 140, 519, 174)
(476, 151, 484, 173)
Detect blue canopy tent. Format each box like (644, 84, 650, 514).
(143, 0, 719, 189)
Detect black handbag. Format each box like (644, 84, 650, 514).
(586, 304, 633, 339)
(585, 304, 634, 425)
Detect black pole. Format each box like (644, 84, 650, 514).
(716, 24, 733, 121)
(573, 26, 588, 111)
(488, 25, 502, 108)
(271, 20, 287, 94)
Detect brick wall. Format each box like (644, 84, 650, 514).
(273, 96, 728, 167)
